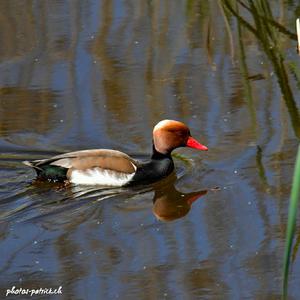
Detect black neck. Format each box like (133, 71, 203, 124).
(129, 145, 174, 185)
(151, 145, 172, 160)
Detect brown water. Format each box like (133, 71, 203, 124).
(1, 1, 300, 299)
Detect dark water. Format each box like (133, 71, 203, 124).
(1, 1, 300, 299)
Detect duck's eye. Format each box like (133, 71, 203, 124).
(168, 128, 189, 138)
(169, 130, 184, 137)
(177, 129, 189, 137)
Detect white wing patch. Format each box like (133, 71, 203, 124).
(69, 168, 135, 186)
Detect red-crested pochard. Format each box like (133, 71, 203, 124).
(23, 120, 208, 186)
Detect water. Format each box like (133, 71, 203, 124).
(1, 1, 300, 299)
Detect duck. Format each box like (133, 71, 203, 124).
(23, 120, 208, 186)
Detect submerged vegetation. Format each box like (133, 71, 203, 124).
(220, 0, 300, 137)
(218, 1, 300, 298)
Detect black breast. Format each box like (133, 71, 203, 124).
(129, 152, 174, 185)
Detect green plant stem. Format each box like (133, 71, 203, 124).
(283, 145, 300, 299)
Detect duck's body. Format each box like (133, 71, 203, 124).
(23, 120, 208, 186)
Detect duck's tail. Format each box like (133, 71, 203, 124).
(22, 160, 43, 171)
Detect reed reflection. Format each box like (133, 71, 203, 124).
(0, 87, 57, 137)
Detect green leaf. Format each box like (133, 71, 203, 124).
(283, 145, 300, 299)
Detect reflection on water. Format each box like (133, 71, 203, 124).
(0, 161, 208, 224)
(1, 0, 300, 299)
(152, 174, 208, 221)
(0, 87, 57, 136)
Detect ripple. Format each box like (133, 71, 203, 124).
(0, 150, 199, 224)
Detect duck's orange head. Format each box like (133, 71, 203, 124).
(153, 120, 208, 154)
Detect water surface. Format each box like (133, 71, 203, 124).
(1, 1, 300, 299)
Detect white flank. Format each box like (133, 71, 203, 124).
(70, 168, 135, 186)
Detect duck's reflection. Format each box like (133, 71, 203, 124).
(67, 173, 208, 222)
(26, 173, 209, 223)
(152, 186, 207, 221)
(151, 174, 208, 221)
